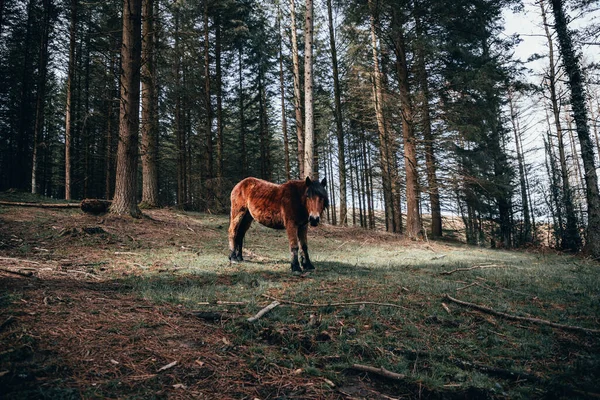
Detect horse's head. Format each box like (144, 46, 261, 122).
(305, 177, 329, 226)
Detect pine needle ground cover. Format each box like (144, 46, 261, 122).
(0, 203, 599, 399)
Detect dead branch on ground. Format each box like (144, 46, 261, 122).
(351, 364, 406, 380)
(444, 294, 600, 334)
(0, 268, 34, 277)
(247, 301, 280, 322)
(440, 264, 507, 275)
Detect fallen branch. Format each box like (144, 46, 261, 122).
(0, 257, 40, 265)
(262, 294, 411, 311)
(247, 301, 280, 322)
(444, 294, 600, 334)
(0, 268, 34, 277)
(351, 364, 406, 380)
(0, 200, 80, 208)
(440, 264, 507, 276)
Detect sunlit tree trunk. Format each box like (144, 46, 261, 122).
(290, 0, 304, 178)
(392, 10, 422, 239)
(368, 0, 395, 232)
(326, 0, 347, 225)
(414, 7, 441, 237)
(277, 7, 291, 180)
(110, 0, 142, 217)
(303, 0, 314, 179)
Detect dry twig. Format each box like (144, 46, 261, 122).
(444, 294, 600, 334)
(440, 264, 507, 275)
(351, 364, 406, 380)
(247, 301, 280, 322)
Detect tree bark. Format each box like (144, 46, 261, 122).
(326, 0, 347, 225)
(64, 0, 77, 200)
(110, 0, 143, 217)
(140, 0, 159, 207)
(31, 0, 53, 194)
(392, 12, 422, 239)
(216, 20, 224, 181)
(368, 0, 395, 233)
(204, 3, 213, 182)
(414, 7, 441, 238)
(239, 47, 247, 177)
(290, 0, 304, 178)
(550, 0, 594, 252)
(277, 7, 291, 180)
(303, 0, 314, 179)
(508, 90, 532, 244)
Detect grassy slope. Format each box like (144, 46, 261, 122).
(130, 212, 600, 399)
(1, 203, 599, 398)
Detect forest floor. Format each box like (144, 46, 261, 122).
(1, 196, 599, 399)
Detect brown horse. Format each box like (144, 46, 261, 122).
(228, 177, 329, 273)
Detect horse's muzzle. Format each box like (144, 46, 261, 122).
(309, 216, 320, 226)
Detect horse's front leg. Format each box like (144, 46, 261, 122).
(298, 224, 315, 271)
(286, 224, 302, 273)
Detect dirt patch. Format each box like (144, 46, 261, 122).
(0, 274, 336, 399)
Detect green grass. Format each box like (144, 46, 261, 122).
(113, 212, 600, 399)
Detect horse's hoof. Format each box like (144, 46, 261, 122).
(303, 264, 315, 271)
(236, 255, 244, 262)
(292, 270, 302, 276)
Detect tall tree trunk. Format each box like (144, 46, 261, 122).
(290, 0, 304, 178)
(368, 0, 394, 232)
(65, 0, 77, 200)
(110, 0, 142, 217)
(204, 3, 213, 182)
(140, 0, 159, 207)
(31, 0, 53, 194)
(508, 90, 532, 243)
(174, 12, 186, 206)
(414, 7, 441, 238)
(550, 0, 600, 258)
(541, 0, 581, 251)
(239, 47, 247, 177)
(258, 73, 271, 180)
(392, 12, 422, 239)
(215, 20, 224, 181)
(303, 0, 314, 179)
(326, 0, 347, 225)
(327, 134, 337, 224)
(277, 7, 291, 180)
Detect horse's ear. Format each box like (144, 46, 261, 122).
(320, 178, 327, 187)
(305, 176, 312, 186)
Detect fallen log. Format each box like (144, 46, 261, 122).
(0, 200, 80, 208)
(80, 199, 111, 214)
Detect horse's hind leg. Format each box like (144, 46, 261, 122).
(298, 225, 315, 271)
(234, 211, 253, 261)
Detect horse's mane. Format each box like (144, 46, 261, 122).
(306, 182, 329, 209)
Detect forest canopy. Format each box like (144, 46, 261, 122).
(0, 0, 599, 254)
